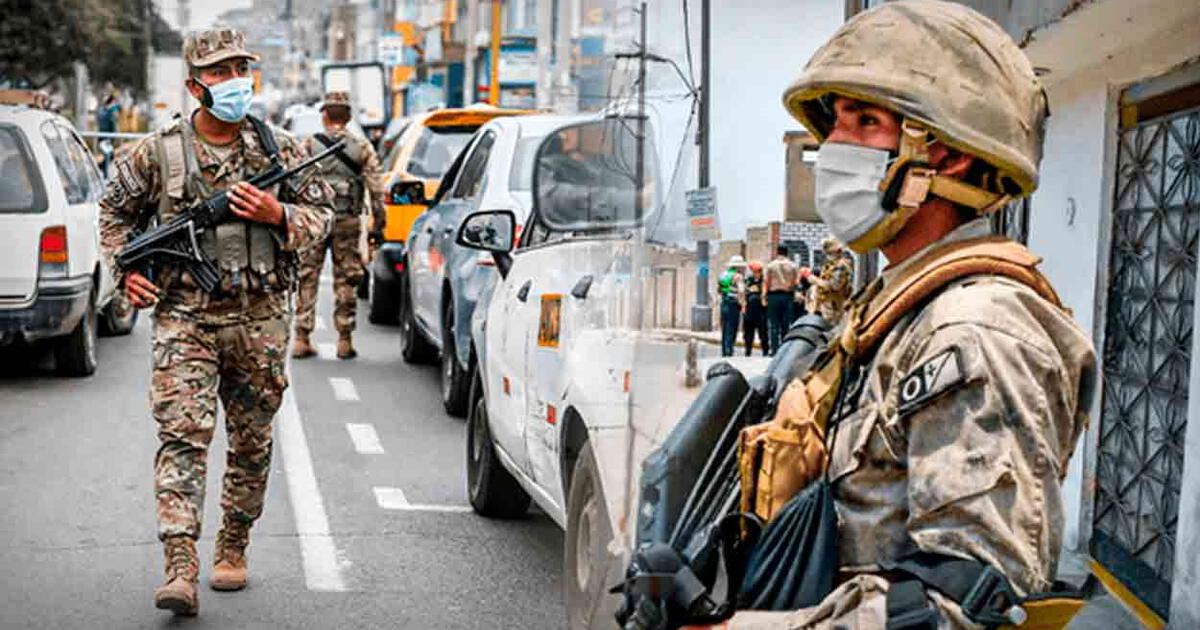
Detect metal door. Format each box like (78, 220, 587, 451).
(1093, 102, 1200, 620)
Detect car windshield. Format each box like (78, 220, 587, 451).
(0, 125, 44, 213)
(406, 126, 473, 179)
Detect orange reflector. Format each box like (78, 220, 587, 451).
(502, 376, 511, 395)
(547, 404, 557, 425)
(624, 371, 631, 393)
(39, 226, 67, 264)
(477, 259, 495, 267)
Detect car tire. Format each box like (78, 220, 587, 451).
(400, 270, 436, 364)
(55, 287, 98, 377)
(367, 268, 400, 326)
(98, 297, 138, 337)
(565, 440, 621, 630)
(467, 371, 531, 518)
(440, 299, 471, 417)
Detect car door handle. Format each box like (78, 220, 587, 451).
(443, 226, 454, 235)
(517, 280, 532, 302)
(571, 275, 594, 299)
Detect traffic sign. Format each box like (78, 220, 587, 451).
(686, 187, 720, 241)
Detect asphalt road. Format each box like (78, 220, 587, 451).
(0, 278, 565, 629)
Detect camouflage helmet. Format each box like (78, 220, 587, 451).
(183, 28, 259, 70)
(822, 237, 843, 254)
(782, 0, 1048, 198)
(320, 91, 352, 111)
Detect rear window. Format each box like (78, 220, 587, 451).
(0, 125, 47, 213)
(406, 126, 473, 179)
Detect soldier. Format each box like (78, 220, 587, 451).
(98, 29, 333, 616)
(687, 1, 1096, 628)
(763, 245, 799, 355)
(292, 91, 387, 360)
(810, 237, 854, 323)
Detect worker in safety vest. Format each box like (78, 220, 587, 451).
(718, 255, 747, 357)
(686, 1, 1096, 628)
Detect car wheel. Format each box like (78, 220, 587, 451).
(55, 287, 98, 377)
(440, 300, 471, 417)
(367, 268, 400, 326)
(467, 370, 531, 518)
(565, 441, 621, 630)
(400, 270, 436, 364)
(98, 297, 138, 337)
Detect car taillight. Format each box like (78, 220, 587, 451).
(40, 226, 68, 264)
(394, 261, 405, 272)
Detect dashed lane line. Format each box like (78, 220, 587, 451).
(345, 423, 385, 455)
(329, 377, 359, 401)
(373, 487, 473, 513)
(278, 387, 348, 592)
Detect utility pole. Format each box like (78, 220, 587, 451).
(489, 0, 502, 105)
(690, 0, 713, 331)
(178, 0, 191, 118)
(464, 0, 478, 105)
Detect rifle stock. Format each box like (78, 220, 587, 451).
(115, 139, 345, 294)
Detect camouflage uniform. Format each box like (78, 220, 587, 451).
(728, 221, 1096, 629)
(98, 30, 333, 569)
(814, 251, 853, 324)
(294, 91, 386, 353)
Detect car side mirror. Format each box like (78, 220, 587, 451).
(456, 210, 516, 278)
(390, 180, 426, 205)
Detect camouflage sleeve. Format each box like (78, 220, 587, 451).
(276, 130, 333, 252)
(359, 137, 388, 234)
(98, 135, 161, 284)
(829, 260, 852, 293)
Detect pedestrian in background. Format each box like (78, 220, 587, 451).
(792, 264, 813, 323)
(718, 255, 747, 357)
(292, 90, 387, 360)
(763, 245, 798, 354)
(743, 261, 769, 356)
(98, 29, 333, 617)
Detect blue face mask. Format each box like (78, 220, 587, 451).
(201, 77, 255, 123)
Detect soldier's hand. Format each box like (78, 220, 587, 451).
(229, 182, 286, 226)
(124, 271, 161, 309)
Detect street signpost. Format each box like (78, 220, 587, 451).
(686, 187, 720, 241)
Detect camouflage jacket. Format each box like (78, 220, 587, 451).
(99, 116, 334, 325)
(302, 127, 386, 234)
(729, 220, 1097, 629)
(815, 255, 854, 306)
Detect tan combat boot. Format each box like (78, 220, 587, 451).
(292, 332, 317, 358)
(337, 332, 357, 359)
(154, 536, 199, 616)
(211, 523, 249, 591)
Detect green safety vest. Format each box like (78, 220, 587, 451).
(719, 269, 737, 298)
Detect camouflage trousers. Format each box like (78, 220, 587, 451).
(295, 214, 364, 335)
(151, 310, 289, 545)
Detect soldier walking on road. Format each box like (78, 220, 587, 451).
(292, 91, 387, 360)
(810, 238, 854, 323)
(763, 245, 799, 355)
(98, 29, 333, 617)
(688, 1, 1096, 628)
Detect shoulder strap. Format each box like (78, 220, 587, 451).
(246, 114, 280, 163)
(842, 236, 1064, 357)
(314, 132, 363, 176)
(155, 124, 190, 207)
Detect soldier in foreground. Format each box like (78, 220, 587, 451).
(292, 90, 387, 359)
(809, 238, 853, 323)
(688, 1, 1096, 628)
(98, 29, 332, 616)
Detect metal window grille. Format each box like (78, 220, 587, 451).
(1092, 103, 1200, 619)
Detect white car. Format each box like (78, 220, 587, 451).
(458, 116, 766, 628)
(0, 97, 132, 375)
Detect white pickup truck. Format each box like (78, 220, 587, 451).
(455, 116, 770, 628)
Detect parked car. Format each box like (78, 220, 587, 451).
(0, 93, 133, 375)
(366, 104, 533, 325)
(399, 114, 588, 416)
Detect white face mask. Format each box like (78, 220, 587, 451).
(814, 143, 892, 248)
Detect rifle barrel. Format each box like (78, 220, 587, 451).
(254, 139, 346, 191)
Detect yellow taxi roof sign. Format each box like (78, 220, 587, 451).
(423, 105, 536, 128)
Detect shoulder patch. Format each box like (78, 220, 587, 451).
(897, 347, 966, 416)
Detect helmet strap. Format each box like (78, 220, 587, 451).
(879, 118, 1011, 215)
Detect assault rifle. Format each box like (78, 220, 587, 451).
(116, 139, 346, 293)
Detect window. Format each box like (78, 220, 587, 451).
(41, 121, 92, 204)
(406, 125, 474, 179)
(451, 131, 497, 200)
(63, 126, 103, 202)
(0, 125, 46, 213)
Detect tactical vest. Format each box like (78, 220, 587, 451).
(312, 132, 364, 213)
(154, 116, 291, 297)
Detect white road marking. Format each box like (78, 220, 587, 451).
(372, 487, 473, 513)
(278, 388, 347, 592)
(317, 343, 337, 359)
(329, 377, 359, 401)
(346, 423, 385, 455)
